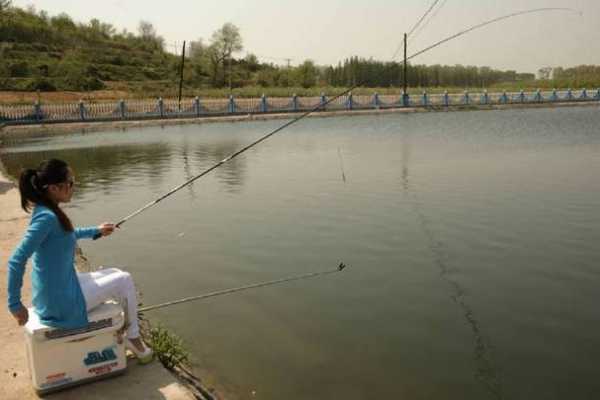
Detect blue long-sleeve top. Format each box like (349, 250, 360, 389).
(7, 204, 99, 329)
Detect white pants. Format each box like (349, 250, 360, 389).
(77, 267, 140, 339)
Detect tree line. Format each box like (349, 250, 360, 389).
(1, 2, 599, 93)
(323, 57, 534, 88)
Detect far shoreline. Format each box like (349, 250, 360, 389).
(1, 100, 598, 141)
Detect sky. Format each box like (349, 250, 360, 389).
(12, 0, 600, 73)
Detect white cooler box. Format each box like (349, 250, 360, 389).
(24, 302, 127, 395)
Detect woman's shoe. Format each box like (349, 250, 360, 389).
(125, 337, 154, 364)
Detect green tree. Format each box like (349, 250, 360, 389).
(244, 53, 259, 72)
(0, 0, 11, 13)
(137, 20, 164, 50)
(89, 18, 115, 39)
(188, 38, 210, 84)
(138, 20, 156, 39)
(208, 22, 243, 87)
(294, 60, 318, 88)
(50, 13, 76, 32)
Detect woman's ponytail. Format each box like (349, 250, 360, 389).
(19, 169, 42, 213)
(18, 160, 74, 232)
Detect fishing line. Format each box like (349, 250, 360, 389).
(408, 0, 441, 37)
(409, 0, 449, 45)
(337, 147, 347, 183)
(402, 8, 579, 62)
(392, 0, 440, 61)
(399, 122, 503, 398)
(95, 7, 577, 239)
(139, 263, 347, 312)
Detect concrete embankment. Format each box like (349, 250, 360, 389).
(0, 168, 202, 399)
(1, 101, 597, 140)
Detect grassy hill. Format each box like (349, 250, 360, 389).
(0, 5, 179, 92)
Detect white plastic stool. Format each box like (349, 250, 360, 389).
(24, 302, 127, 395)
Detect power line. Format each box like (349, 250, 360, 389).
(409, 0, 449, 44)
(391, 0, 440, 60)
(252, 53, 296, 66)
(408, 0, 441, 37)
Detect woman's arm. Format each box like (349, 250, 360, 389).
(7, 211, 55, 314)
(74, 222, 114, 240)
(74, 226, 101, 240)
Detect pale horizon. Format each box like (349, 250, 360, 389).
(12, 0, 600, 73)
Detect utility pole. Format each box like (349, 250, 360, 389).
(403, 32, 408, 106)
(284, 58, 292, 87)
(228, 48, 232, 92)
(178, 40, 186, 112)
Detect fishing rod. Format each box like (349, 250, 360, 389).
(404, 8, 578, 62)
(139, 262, 347, 312)
(93, 7, 579, 240)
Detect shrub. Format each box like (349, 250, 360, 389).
(147, 324, 190, 370)
(26, 77, 57, 91)
(9, 61, 30, 77)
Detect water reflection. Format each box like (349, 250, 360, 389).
(1, 132, 248, 196)
(1, 142, 172, 196)
(190, 139, 246, 193)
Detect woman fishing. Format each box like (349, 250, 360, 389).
(6, 159, 153, 363)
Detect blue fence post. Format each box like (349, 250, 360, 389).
(373, 92, 380, 109)
(347, 92, 353, 110)
(292, 94, 298, 111)
(443, 91, 449, 107)
(228, 95, 235, 113)
(34, 101, 42, 122)
(422, 91, 428, 106)
(320, 92, 327, 110)
(402, 90, 410, 107)
(261, 94, 267, 112)
(194, 96, 201, 117)
(79, 100, 86, 121)
(119, 99, 126, 119)
(566, 88, 573, 101)
(158, 97, 164, 118)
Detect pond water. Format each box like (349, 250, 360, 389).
(2, 106, 600, 400)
